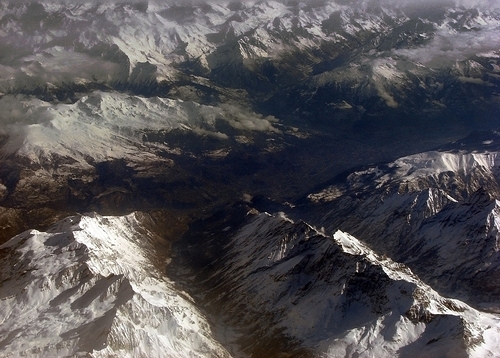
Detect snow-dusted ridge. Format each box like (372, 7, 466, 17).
(171, 210, 500, 357)
(0, 212, 230, 357)
(0, 91, 280, 168)
(3, 209, 499, 357)
(309, 148, 500, 202)
(305, 143, 500, 311)
(0, 1, 499, 356)
(1, 0, 499, 95)
(1, 174, 499, 356)
(330, 229, 500, 358)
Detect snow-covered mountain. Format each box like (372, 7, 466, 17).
(0, 0, 499, 357)
(1, 0, 499, 110)
(2, 0, 499, 242)
(303, 132, 500, 311)
(0, 211, 230, 357)
(1, 208, 499, 357)
(0, 90, 283, 167)
(0, 89, 285, 242)
(169, 207, 500, 357)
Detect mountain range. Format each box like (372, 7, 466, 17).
(0, 0, 499, 357)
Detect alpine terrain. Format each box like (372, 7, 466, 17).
(0, 0, 499, 357)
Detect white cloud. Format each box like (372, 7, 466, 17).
(220, 103, 281, 133)
(394, 26, 500, 66)
(192, 127, 230, 139)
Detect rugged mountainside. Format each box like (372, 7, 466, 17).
(170, 207, 500, 357)
(1, 0, 498, 125)
(0, 0, 499, 357)
(2, 205, 499, 357)
(301, 132, 500, 311)
(1, 0, 499, 241)
(0, 212, 230, 357)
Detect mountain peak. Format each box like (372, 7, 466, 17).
(169, 210, 500, 357)
(0, 212, 230, 357)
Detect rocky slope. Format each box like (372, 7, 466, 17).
(170, 207, 500, 357)
(0, 211, 230, 357)
(1, 0, 499, 243)
(302, 131, 500, 311)
(1, 207, 499, 357)
(0, 0, 498, 126)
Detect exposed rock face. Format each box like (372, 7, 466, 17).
(1, 0, 499, 243)
(1, 208, 499, 357)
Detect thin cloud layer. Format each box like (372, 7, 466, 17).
(394, 26, 500, 66)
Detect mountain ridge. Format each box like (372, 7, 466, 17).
(0, 211, 231, 357)
(301, 136, 500, 311)
(169, 207, 500, 357)
(2, 208, 499, 357)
